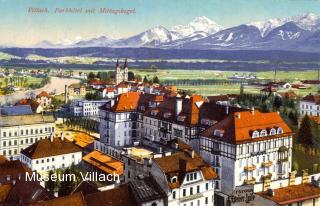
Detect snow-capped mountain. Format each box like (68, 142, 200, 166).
(114, 26, 173, 48)
(73, 35, 116, 47)
(172, 24, 262, 49)
(249, 13, 320, 37)
(19, 13, 320, 52)
(170, 16, 223, 40)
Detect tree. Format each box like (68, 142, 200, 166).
(45, 170, 56, 195)
(288, 111, 298, 125)
(152, 76, 160, 84)
(297, 115, 313, 146)
(88, 72, 95, 80)
(273, 95, 282, 110)
(135, 74, 142, 82)
(58, 168, 75, 197)
(143, 76, 148, 83)
(128, 71, 135, 81)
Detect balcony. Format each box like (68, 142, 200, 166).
(244, 177, 256, 185)
(244, 165, 256, 171)
(262, 161, 273, 167)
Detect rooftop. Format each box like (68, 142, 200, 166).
(258, 183, 320, 205)
(21, 137, 82, 159)
(154, 151, 217, 189)
(1, 105, 33, 116)
(82, 150, 123, 176)
(0, 160, 32, 183)
(0, 114, 55, 127)
(200, 110, 293, 144)
(30, 192, 85, 206)
(301, 94, 320, 104)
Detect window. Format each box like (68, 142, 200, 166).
(260, 130, 267, 137)
(183, 189, 186, 197)
(205, 197, 208, 204)
(190, 187, 193, 195)
(277, 127, 283, 134)
(194, 173, 197, 180)
(197, 185, 200, 193)
(173, 191, 176, 199)
(252, 131, 259, 138)
(206, 183, 209, 190)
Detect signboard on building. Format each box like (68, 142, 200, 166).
(228, 186, 255, 206)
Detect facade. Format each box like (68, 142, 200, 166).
(300, 94, 320, 116)
(36, 91, 52, 108)
(151, 150, 217, 206)
(0, 114, 56, 159)
(65, 83, 86, 102)
(20, 136, 82, 173)
(99, 92, 246, 150)
(199, 110, 294, 205)
(115, 59, 129, 85)
(69, 99, 110, 117)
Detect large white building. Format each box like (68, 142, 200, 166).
(0, 114, 55, 160)
(99, 92, 246, 150)
(300, 94, 320, 116)
(20, 135, 82, 173)
(151, 150, 217, 206)
(199, 110, 293, 205)
(70, 99, 110, 117)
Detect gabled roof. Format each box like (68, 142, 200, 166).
(1, 105, 33, 116)
(200, 111, 293, 144)
(257, 183, 320, 205)
(301, 94, 320, 104)
(0, 183, 12, 203)
(82, 150, 123, 176)
(30, 192, 85, 206)
(84, 184, 136, 206)
(21, 138, 82, 159)
(6, 180, 53, 205)
(36, 91, 51, 98)
(0, 160, 32, 182)
(154, 151, 217, 189)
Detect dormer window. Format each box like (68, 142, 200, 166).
(171, 176, 177, 183)
(270, 128, 276, 135)
(260, 130, 267, 137)
(177, 116, 186, 122)
(151, 110, 158, 116)
(164, 112, 172, 119)
(252, 131, 260, 138)
(214, 129, 224, 137)
(277, 127, 283, 134)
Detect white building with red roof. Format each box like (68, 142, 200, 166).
(300, 94, 320, 116)
(199, 110, 294, 204)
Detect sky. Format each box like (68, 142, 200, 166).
(1, 0, 320, 46)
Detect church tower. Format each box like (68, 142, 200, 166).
(123, 58, 128, 82)
(115, 59, 123, 84)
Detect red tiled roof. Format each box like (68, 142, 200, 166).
(21, 138, 82, 159)
(258, 183, 320, 205)
(154, 151, 217, 189)
(30, 192, 86, 206)
(200, 111, 293, 144)
(36, 91, 51, 98)
(0, 160, 32, 182)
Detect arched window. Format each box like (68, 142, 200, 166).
(151, 202, 157, 206)
(171, 176, 177, 183)
(260, 130, 267, 137)
(270, 128, 276, 135)
(277, 127, 283, 134)
(252, 131, 260, 138)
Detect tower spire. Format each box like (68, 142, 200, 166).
(124, 58, 128, 68)
(116, 59, 119, 68)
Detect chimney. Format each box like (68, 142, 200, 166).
(158, 147, 163, 154)
(50, 133, 54, 142)
(60, 132, 64, 141)
(176, 98, 183, 116)
(289, 171, 296, 186)
(251, 107, 255, 115)
(179, 159, 187, 172)
(191, 150, 195, 158)
(236, 113, 241, 119)
(226, 106, 229, 115)
(302, 169, 309, 183)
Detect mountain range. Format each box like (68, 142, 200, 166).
(6, 13, 320, 52)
